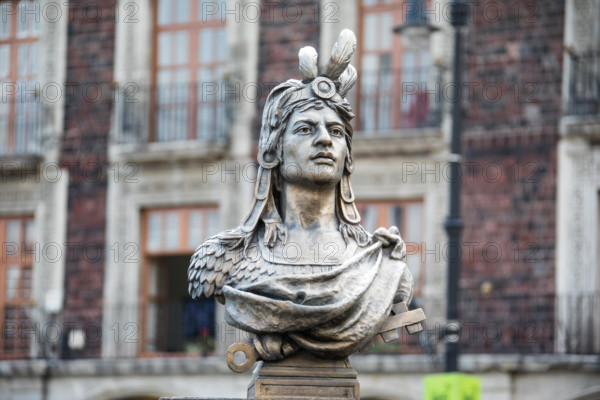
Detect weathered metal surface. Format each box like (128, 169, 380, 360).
(187, 30, 425, 374)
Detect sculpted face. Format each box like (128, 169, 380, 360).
(280, 105, 348, 187)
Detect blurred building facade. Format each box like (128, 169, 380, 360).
(0, 0, 598, 399)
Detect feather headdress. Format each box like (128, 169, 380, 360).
(297, 29, 358, 98)
(298, 46, 319, 81)
(321, 29, 356, 80)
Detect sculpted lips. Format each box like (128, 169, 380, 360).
(311, 151, 336, 163)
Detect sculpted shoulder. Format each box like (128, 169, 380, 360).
(188, 224, 371, 303)
(188, 226, 250, 303)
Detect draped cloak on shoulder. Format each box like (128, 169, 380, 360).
(222, 241, 408, 360)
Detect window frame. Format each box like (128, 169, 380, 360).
(139, 205, 219, 357)
(0, 0, 41, 154)
(0, 216, 34, 360)
(357, 0, 404, 131)
(356, 0, 435, 132)
(150, 0, 228, 143)
(356, 198, 425, 296)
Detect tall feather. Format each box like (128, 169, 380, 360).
(338, 64, 357, 97)
(298, 46, 318, 82)
(320, 29, 357, 80)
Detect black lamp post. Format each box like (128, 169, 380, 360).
(394, 0, 468, 373)
(444, 0, 468, 373)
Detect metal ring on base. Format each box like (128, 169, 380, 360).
(226, 342, 259, 373)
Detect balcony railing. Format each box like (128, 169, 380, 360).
(141, 299, 216, 356)
(0, 94, 44, 156)
(566, 51, 600, 116)
(113, 82, 231, 145)
(358, 67, 442, 133)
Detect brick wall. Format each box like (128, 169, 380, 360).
(59, 0, 115, 358)
(255, 0, 320, 138)
(460, 0, 564, 353)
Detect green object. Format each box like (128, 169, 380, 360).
(424, 373, 481, 400)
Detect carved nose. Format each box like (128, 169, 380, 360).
(313, 125, 332, 146)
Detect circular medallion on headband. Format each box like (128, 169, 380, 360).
(312, 77, 336, 99)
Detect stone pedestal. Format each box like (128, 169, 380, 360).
(162, 351, 360, 400)
(248, 351, 359, 399)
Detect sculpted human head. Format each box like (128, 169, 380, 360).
(280, 103, 348, 188)
(257, 80, 355, 176)
(241, 29, 366, 244)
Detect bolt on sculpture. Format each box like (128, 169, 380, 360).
(188, 29, 426, 399)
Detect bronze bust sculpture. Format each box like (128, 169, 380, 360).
(188, 30, 424, 374)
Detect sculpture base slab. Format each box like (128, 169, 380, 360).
(248, 351, 360, 400)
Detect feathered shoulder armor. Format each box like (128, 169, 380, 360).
(188, 227, 281, 303)
(188, 227, 245, 302)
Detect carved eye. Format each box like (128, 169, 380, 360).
(296, 126, 314, 135)
(329, 127, 344, 138)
